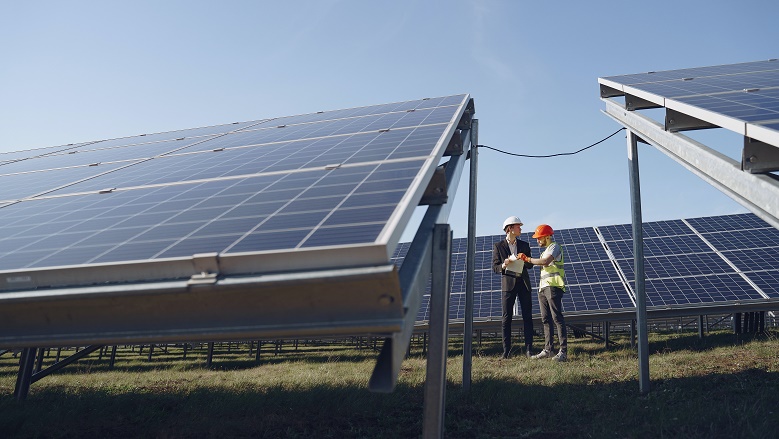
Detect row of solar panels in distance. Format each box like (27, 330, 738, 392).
(390, 213, 779, 323)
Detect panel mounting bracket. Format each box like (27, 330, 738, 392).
(188, 253, 220, 285)
(743, 137, 779, 173)
(443, 129, 463, 156)
(625, 93, 661, 111)
(665, 108, 717, 132)
(419, 164, 448, 205)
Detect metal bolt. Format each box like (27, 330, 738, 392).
(378, 295, 394, 306)
(749, 155, 758, 163)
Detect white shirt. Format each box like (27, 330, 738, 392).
(506, 236, 517, 257)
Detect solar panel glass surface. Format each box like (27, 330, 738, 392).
(600, 60, 779, 145)
(0, 95, 470, 279)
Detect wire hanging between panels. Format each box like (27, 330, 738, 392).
(478, 127, 626, 158)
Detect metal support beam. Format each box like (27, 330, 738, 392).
(13, 348, 36, 401)
(628, 130, 650, 395)
(698, 315, 705, 339)
(463, 119, 478, 391)
(30, 345, 102, 384)
(369, 127, 471, 393)
(423, 224, 452, 439)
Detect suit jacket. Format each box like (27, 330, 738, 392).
(492, 238, 532, 293)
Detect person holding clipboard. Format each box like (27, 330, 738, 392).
(492, 216, 535, 359)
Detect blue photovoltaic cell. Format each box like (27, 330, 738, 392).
(554, 227, 599, 244)
(677, 88, 779, 122)
(702, 228, 779, 251)
(602, 60, 779, 87)
(720, 248, 779, 274)
(742, 270, 779, 298)
(81, 121, 263, 150)
(598, 219, 694, 241)
(597, 224, 632, 241)
(0, 137, 210, 175)
(686, 212, 771, 233)
(604, 240, 634, 260)
(605, 235, 714, 260)
(565, 282, 634, 312)
(0, 143, 93, 164)
(565, 260, 622, 285)
(644, 274, 765, 306)
(563, 242, 609, 263)
(618, 252, 732, 281)
(0, 162, 128, 201)
(640, 220, 694, 237)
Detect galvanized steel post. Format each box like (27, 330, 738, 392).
(628, 130, 650, 395)
(463, 119, 478, 391)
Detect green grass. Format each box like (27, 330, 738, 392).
(2, 330, 778, 438)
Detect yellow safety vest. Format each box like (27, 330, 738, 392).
(539, 242, 565, 291)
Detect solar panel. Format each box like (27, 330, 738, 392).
(0, 95, 471, 289)
(644, 274, 766, 306)
(1, 94, 478, 352)
(686, 212, 773, 233)
(599, 59, 779, 148)
(699, 228, 779, 251)
(742, 270, 779, 298)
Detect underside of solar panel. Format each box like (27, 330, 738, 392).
(0, 94, 474, 347)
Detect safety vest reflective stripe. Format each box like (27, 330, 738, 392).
(539, 244, 565, 290)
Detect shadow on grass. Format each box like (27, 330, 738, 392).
(2, 367, 778, 439)
(5, 330, 768, 378)
(0, 345, 388, 376)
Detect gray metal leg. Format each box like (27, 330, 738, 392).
(14, 348, 36, 401)
(628, 130, 650, 395)
(423, 224, 452, 439)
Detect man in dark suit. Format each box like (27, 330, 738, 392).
(492, 216, 535, 359)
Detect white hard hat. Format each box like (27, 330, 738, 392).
(502, 216, 523, 231)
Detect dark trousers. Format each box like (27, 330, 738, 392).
(501, 283, 533, 354)
(538, 286, 567, 353)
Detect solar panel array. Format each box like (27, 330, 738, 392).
(0, 95, 470, 289)
(392, 213, 779, 324)
(599, 59, 779, 147)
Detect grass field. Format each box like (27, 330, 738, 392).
(2, 328, 778, 438)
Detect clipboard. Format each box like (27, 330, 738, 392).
(505, 254, 524, 274)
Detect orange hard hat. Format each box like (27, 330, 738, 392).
(532, 224, 554, 238)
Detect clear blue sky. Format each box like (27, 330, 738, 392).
(2, 1, 777, 241)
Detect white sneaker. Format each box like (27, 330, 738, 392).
(532, 349, 551, 359)
(553, 351, 567, 362)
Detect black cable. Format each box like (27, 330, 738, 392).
(478, 127, 625, 158)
